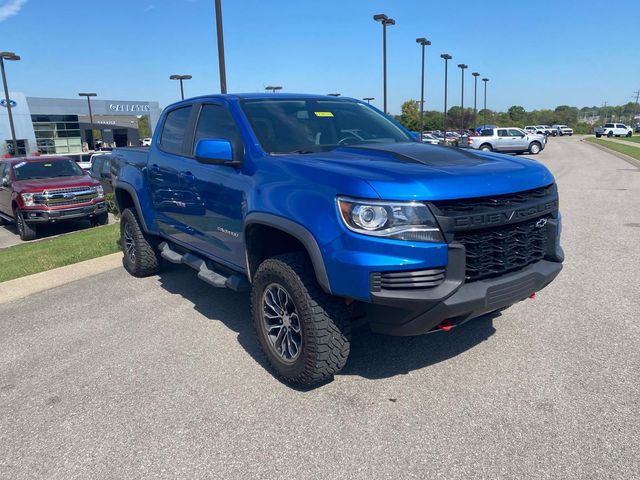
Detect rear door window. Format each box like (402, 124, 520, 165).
(497, 129, 509, 137)
(160, 106, 192, 155)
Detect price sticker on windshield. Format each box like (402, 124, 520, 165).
(314, 111, 334, 118)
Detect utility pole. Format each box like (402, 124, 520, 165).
(373, 14, 395, 114)
(602, 101, 608, 122)
(632, 91, 640, 125)
(214, 0, 227, 94)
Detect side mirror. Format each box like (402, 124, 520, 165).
(195, 139, 239, 165)
(1, 177, 8, 187)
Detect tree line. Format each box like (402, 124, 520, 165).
(396, 101, 640, 134)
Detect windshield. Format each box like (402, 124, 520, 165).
(13, 159, 85, 180)
(240, 98, 414, 154)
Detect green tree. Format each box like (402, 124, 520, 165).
(398, 100, 421, 131)
(138, 115, 152, 138)
(508, 105, 526, 123)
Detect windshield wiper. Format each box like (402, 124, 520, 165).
(286, 149, 317, 154)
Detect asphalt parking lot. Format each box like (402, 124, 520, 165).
(1, 136, 639, 479)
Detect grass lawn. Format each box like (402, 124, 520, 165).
(0, 223, 120, 283)
(585, 137, 640, 162)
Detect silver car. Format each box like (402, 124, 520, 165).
(466, 127, 546, 154)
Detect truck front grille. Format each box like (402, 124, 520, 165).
(371, 267, 446, 292)
(35, 186, 98, 207)
(454, 217, 549, 281)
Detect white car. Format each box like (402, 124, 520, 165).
(594, 123, 633, 138)
(141, 138, 152, 146)
(421, 133, 443, 145)
(552, 125, 573, 136)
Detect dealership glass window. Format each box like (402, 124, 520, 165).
(6, 140, 27, 156)
(31, 114, 82, 154)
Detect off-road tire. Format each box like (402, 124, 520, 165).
(91, 212, 109, 227)
(15, 209, 37, 241)
(251, 252, 351, 386)
(529, 141, 542, 155)
(120, 208, 162, 277)
(479, 144, 492, 152)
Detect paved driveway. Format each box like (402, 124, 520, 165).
(1, 136, 639, 479)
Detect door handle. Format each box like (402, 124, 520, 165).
(150, 163, 160, 172)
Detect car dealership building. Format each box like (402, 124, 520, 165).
(0, 92, 161, 156)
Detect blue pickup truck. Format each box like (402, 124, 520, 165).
(111, 93, 564, 385)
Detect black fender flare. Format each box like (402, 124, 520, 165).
(114, 181, 150, 233)
(244, 212, 332, 294)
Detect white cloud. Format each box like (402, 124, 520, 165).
(0, 0, 27, 23)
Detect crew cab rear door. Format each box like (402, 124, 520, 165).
(0, 161, 11, 215)
(178, 101, 246, 269)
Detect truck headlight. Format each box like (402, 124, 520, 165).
(21, 193, 35, 207)
(337, 196, 444, 243)
(96, 185, 104, 197)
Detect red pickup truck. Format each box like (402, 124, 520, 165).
(0, 156, 108, 240)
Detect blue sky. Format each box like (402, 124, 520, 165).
(1, 0, 639, 114)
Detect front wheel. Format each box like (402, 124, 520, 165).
(595, 133, 601, 138)
(529, 142, 542, 155)
(251, 253, 351, 386)
(120, 208, 162, 277)
(627, 131, 632, 137)
(15, 209, 37, 241)
(607, 131, 613, 138)
(90, 212, 109, 227)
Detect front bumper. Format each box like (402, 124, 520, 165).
(22, 202, 107, 223)
(365, 252, 562, 336)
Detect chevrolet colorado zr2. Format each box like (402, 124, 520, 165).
(111, 94, 564, 386)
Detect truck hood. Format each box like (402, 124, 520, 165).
(282, 142, 555, 200)
(12, 175, 98, 193)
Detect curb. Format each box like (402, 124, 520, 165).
(582, 139, 640, 169)
(0, 252, 123, 305)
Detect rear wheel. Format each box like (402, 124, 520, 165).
(479, 144, 492, 152)
(251, 253, 351, 386)
(627, 131, 632, 137)
(120, 208, 162, 277)
(15, 209, 37, 241)
(529, 142, 541, 155)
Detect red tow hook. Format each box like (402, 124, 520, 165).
(529, 292, 537, 299)
(436, 320, 454, 332)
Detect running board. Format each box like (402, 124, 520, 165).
(159, 242, 249, 292)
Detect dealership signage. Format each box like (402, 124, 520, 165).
(109, 103, 151, 112)
(0, 99, 17, 108)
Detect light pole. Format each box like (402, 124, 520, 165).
(169, 75, 192, 100)
(416, 38, 431, 137)
(472, 72, 480, 128)
(373, 14, 395, 114)
(458, 64, 467, 130)
(265, 85, 282, 93)
(327, 93, 341, 97)
(482, 78, 489, 127)
(440, 54, 452, 140)
(78, 92, 97, 150)
(363, 97, 374, 104)
(0, 51, 20, 156)
(214, 0, 227, 94)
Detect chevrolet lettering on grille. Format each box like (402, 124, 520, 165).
(451, 199, 559, 230)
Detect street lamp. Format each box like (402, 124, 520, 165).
(327, 93, 341, 97)
(265, 85, 282, 93)
(169, 74, 192, 100)
(472, 72, 480, 128)
(214, 0, 227, 93)
(458, 64, 468, 130)
(373, 13, 395, 114)
(482, 77, 489, 127)
(416, 38, 431, 137)
(363, 97, 374, 104)
(0, 51, 20, 156)
(78, 92, 98, 150)
(440, 53, 452, 141)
